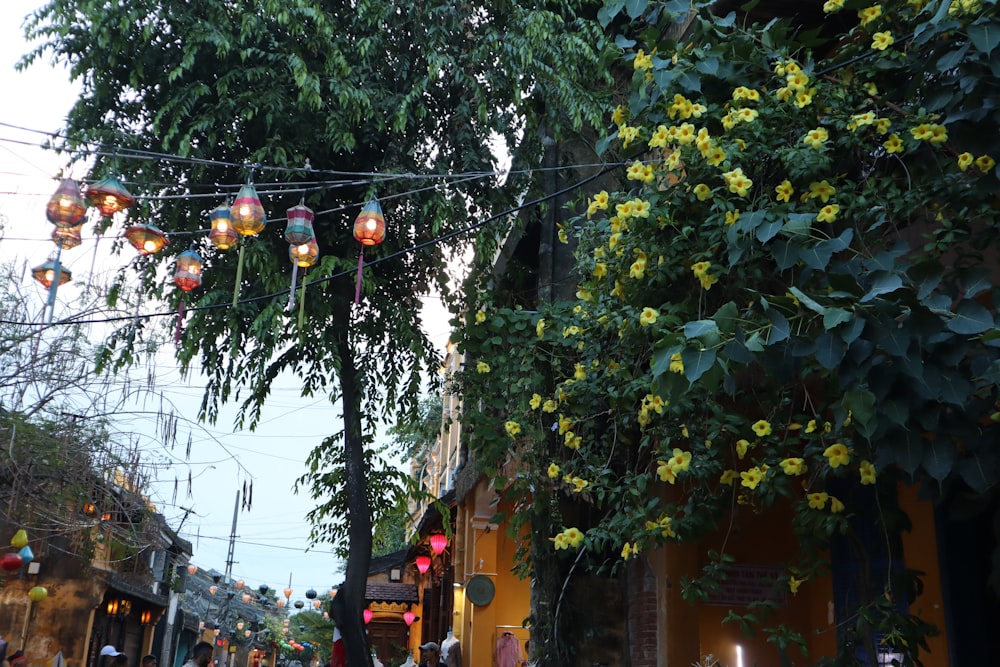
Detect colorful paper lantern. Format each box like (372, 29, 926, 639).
(363, 608, 373, 624)
(85, 177, 135, 219)
(52, 224, 83, 250)
(187, 564, 198, 575)
(231, 184, 266, 236)
(352, 199, 385, 305)
(403, 610, 416, 626)
(18, 546, 33, 564)
(285, 203, 315, 245)
(294, 600, 304, 609)
(283, 587, 293, 599)
(10, 529, 28, 548)
(429, 533, 448, 555)
(235, 580, 245, 590)
(174, 250, 204, 292)
(244, 630, 252, 638)
(0, 552, 23, 571)
(258, 584, 269, 594)
(28, 586, 48, 602)
(415, 555, 431, 574)
(46, 179, 87, 227)
(209, 204, 238, 250)
(312, 600, 321, 609)
(124, 223, 169, 254)
(32, 260, 71, 288)
(236, 621, 245, 631)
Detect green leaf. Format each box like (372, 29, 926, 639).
(860, 271, 904, 303)
(766, 309, 789, 345)
(625, 0, 649, 19)
(960, 266, 992, 298)
(822, 307, 852, 330)
(909, 259, 944, 300)
(781, 213, 814, 237)
(685, 319, 720, 339)
(755, 218, 784, 243)
(714, 301, 739, 334)
(843, 388, 877, 438)
(651, 345, 682, 377)
(814, 332, 846, 370)
(922, 440, 955, 482)
(945, 300, 994, 334)
(787, 286, 824, 315)
(772, 240, 800, 271)
(969, 23, 1000, 56)
(682, 346, 717, 383)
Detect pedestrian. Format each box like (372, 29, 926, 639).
(6, 650, 26, 667)
(99, 647, 123, 667)
(182, 642, 213, 667)
(141, 655, 156, 667)
(417, 643, 440, 667)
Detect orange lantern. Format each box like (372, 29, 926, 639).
(85, 178, 134, 219)
(209, 585, 218, 595)
(209, 204, 238, 250)
(32, 260, 72, 289)
(187, 564, 198, 575)
(173, 249, 203, 345)
(52, 224, 83, 250)
(283, 587, 293, 599)
(125, 223, 169, 254)
(231, 184, 266, 236)
(276, 599, 285, 608)
(352, 198, 386, 305)
(242, 593, 252, 604)
(235, 580, 245, 590)
(46, 179, 87, 227)
(287, 237, 319, 317)
(312, 600, 321, 609)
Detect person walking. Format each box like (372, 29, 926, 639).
(182, 643, 214, 667)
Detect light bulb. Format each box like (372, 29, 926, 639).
(240, 204, 250, 217)
(218, 220, 229, 232)
(144, 240, 157, 253)
(45, 270, 54, 282)
(365, 219, 377, 230)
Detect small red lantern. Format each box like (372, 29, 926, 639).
(285, 203, 315, 245)
(276, 599, 285, 608)
(415, 555, 431, 574)
(32, 260, 72, 289)
(403, 610, 416, 626)
(242, 593, 252, 604)
(174, 250, 204, 292)
(85, 177, 135, 219)
(235, 580, 245, 590)
(209, 204, 238, 250)
(52, 224, 83, 250)
(353, 199, 385, 246)
(429, 534, 448, 556)
(125, 223, 169, 254)
(363, 608, 374, 624)
(46, 179, 87, 227)
(0, 552, 23, 572)
(231, 184, 266, 236)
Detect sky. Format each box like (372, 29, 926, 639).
(0, 0, 454, 597)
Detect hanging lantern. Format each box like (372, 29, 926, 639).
(289, 238, 319, 268)
(237, 621, 245, 631)
(199, 621, 205, 631)
(187, 564, 198, 575)
(85, 177, 135, 219)
(363, 608, 373, 624)
(209, 585, 218, 595)
(429, 534, 448, 555)
(244, 630, 252, 638)
(352, 198, 386, 306)
(282, 619, 290, 627)
(285, 202, 315, 245)
(305, 588, 317, 599)
(52, 224, 83, 250)
(46, 179, 87, 227)
(10, 529, 28, 548)
(231, 184, 266, 236)
(242, 593, 252, 604)
(293, 600, 304, 609)
(415, 555, 431, 574)
(323, 612, 329, 620)
(312, 600, 321, 609)
(32, 260, 72, 289)
(213, 629, 221, 637)
(283, 587, 293, 599)
(18, 546, 33, 564)
(209, 204, 238, 250)
(28, 586, 48, 603)
(403, 611, 416, 626)
(174, 249, 204, 291)
(235, 580, 245, 590)
(258, 584, 269, 594)
(0, 553, 23, 571)
(125, 223, 169, 254)
(276, 599, 285, 608)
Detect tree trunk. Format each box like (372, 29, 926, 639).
(330, 318, 374, 667)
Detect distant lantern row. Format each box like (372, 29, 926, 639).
(32, 177, 388, 325)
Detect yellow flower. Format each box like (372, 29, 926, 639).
(958, 152, 974, 171)
(740, 467, 764, 489)
(874, 117, 891, 134)
(775, 180, 794, 203)
(632, 199, 651, 218)
(572, 363, 587, 382)
(569, 476, 589, 493)
(676, 123, 696, 145)
(881, 133, 903, 154)
(693, 183, 713, 201)
(565, 432, 582, 450)
(680, 424, 689, 438)
(669, 352, 684, 374)
(643, 394, 666, 414)
(823, 443, 852, 468)
(611, 105, 627, 126)
(911, 123, 947, 145)
(633, 49, 653, 71)
(829, 496, 845, 513)
(620, 126, 641, 149)
(789, 575, 805, 594)
(720, 469, 737, 485)
(587, 191, 610, 217)
(807, 180, 836, 202)
(615, 200, 635, 219)
(504, 420, 521, 437)
(976, 154, 996, 172)
(859, 460, 877, 485)
(823, 0, 844, 11)
(805, 419, 817, 433)
(558, 415, 573, 435)
(786, 71, 810, 91)
(476, 361, 491, 373)
(611, 280, 626, 300)
(802, 127, 829, 149)
(858, 4, 882, 25)
(558, 227, 568, 244)
(669, 448, 692, 473)
(807, 492, 829, 509)
(648, 514, 676, 538)
(530, 393, 542, 410)
(648, 125, 670, 149)
(630, 251, 648, 280)
(780, 458, 808, 476)
(639, 307, 658, 326)
(536, 318, 546, 338)
(542, 399, 558, 413)
(562, 325, 581, 337)
(626, 160, 645, 180)
(722, 167, 753, 197)
(547, 463, 561, 479)
(848, 112, 876, 131)
(751, 419, 772, 437)
(794, 89, 814, 108)
(817, 204, 840, 223)
(621, 541, 640, 560)
(871, 31, 894, 51)
(736, 439, 751, 460)
(475, 310, 487, 324)
(706, 146, 727, 166)
(725, 209, 740, 225)
(656, 460, 677, 484)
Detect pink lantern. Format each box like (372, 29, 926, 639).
(242, 593, 252, 604)
(415, 555, 431, 574)
(187, 564, 198, 575)
(429, 534, 448, 555)
(403, 611, 416, 626)
(276, 599, 286, 608)
(312, 600, 322, 609)
(363, 608, 374, 624)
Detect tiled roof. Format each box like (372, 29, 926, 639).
(365, 582, 418, 603)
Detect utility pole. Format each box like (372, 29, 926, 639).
(225, 490, 239, 582)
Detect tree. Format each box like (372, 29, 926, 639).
(20, 0, 613, 663)
(456, 0, 1000, 664)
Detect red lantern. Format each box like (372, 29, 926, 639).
(363, 608, 373, 624)
(0, 553, 23, 571)
(231, 184, 266, 237)
(429, 534, 448, 556)
(85, 177, 134, 219)
(174, 250, 203, 292)
(353, 200, 385, 246)
(209, 204, 238, 250)
(46, 179, 87, 227)
(415, 555, 431, 574)
(124, 223, 169, 254)
(403, 611, 416, 626)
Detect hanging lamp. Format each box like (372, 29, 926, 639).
(209, 203, 238, 250)
(51, 224, 83, 250)
(285, 202, 315, 245)
(32, 260, 72, 289)
(173, 248, 203, 345)
(124, 223, 169, 254)
(352, 198, 386, 305)
(287, 237, 319, 319)
(46, 179, 87, 227)
(85, 177, 135, 220)
(230, 182, 266, 307)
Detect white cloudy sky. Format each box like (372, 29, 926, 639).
(1, 0, 453, 595)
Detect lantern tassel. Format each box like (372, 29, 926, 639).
(232, 241, 246, 308)
(298, 269, 307, 333)
(354, 247, 365, 305)
(45, 246, 63, 325)
(175, 294, 186, 347)
(288, 261, 299, 311)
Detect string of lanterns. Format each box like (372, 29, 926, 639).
(1, 529, 47, 603)
(31, 175, 388, 338)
